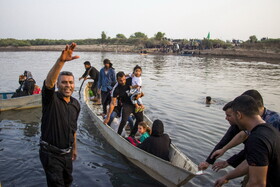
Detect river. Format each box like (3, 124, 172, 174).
(0, 51, 280, 187)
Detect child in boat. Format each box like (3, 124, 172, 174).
(138, 121, 151, 143)
(127, 121, 151, 146)
(33, 85, 41, 94)
(126, 65, 145, 113)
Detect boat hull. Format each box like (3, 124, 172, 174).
(0, 94, 41, 111)
(83, 84, 198, 186)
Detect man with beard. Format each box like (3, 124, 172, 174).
(79, 61, 100, 102)
(39, 43, 80, 187)
(198, 101, 242, 171)
(215, 95, 280, 187)
(103, 71, 143, 136)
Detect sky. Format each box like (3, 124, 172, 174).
(0, 0, 279, 41)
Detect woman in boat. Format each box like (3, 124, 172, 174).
(12, 71, 36, 98)
(138, 119, 171, 161)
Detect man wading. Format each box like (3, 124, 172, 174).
(39, 43, 80, 187)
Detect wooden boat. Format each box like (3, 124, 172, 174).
(83, 83, 201, 187)
(0, 92, 41, 112)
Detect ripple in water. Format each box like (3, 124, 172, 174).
(0, 52, 280, 187)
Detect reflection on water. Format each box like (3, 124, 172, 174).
(0, 108, 41, 137)
(0, 51, 280, 187)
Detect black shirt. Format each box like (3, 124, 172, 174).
(112, 78, 132, 105)
(137, 134, 171, 161)
(137, 121, 171, 161)
(245, 123, 280, 187)
(82, 66, 99, 82)
(41, 82, 80, 149)
(206, 125, 240, 164)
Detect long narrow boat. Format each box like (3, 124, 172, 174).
(83, 83, 200, 186)
(0, 92, 41, 112)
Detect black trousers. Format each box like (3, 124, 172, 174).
(118, 103, 143, 136)
(39, 148, 73, 187)
(91, 82, 100, 98)
(101, 90, 111, 114)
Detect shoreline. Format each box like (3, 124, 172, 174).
(0, 45, 279, 63)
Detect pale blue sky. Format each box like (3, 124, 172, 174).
(0, 0, 279, 41)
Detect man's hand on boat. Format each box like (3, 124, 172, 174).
(59, 43, 80, 63)
(103, 116, 110, 125)
(198, 161, 210, 170)
(212, 161, 229, 172)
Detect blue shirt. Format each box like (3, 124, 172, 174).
(262, 108, 280, 131)
(140, 132, 150, 143)
(97, 67, 116, 92)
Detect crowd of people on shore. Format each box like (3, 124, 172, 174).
(10, 43, 280, 187)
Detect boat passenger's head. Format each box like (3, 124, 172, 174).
(151, 119, 164, 137)
(241, 89, 264, 116)
(103, 59, 111, 69)
(57, 71, 75, 98)
(116, 71, 126, 86)
(133, 65, 142, 77)
(223, 101, 235, 126)
(138, 121, 151, 135)
(23, 70, 33, 80)
(231, 95, 259, 130)
(84, 61, 91, 69)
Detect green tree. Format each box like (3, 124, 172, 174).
(154, 32, 165, 41)
(249, 35, 258, 43)
(101, 31, 107, 41)
(130, 32, 148, 39)
(116, 34, 126, 39)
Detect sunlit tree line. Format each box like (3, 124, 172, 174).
(0, 32, 279, 51)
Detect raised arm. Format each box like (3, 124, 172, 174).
(211, 131, 248, 160)
(45, 43, 79, 89)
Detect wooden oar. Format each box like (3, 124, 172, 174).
(78, 79, 85, 99)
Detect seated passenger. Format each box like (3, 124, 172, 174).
(138, 121, 151, 143)
(33, 85, 41, 94)
(137, 119, 171, 161)
(12, 71, 36, 98)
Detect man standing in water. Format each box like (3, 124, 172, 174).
(198, 101, 242, 171)
(39, 43, 80, 187)
(215, 95, 280, 187)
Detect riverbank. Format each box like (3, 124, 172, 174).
(0, 45, 279, 62)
